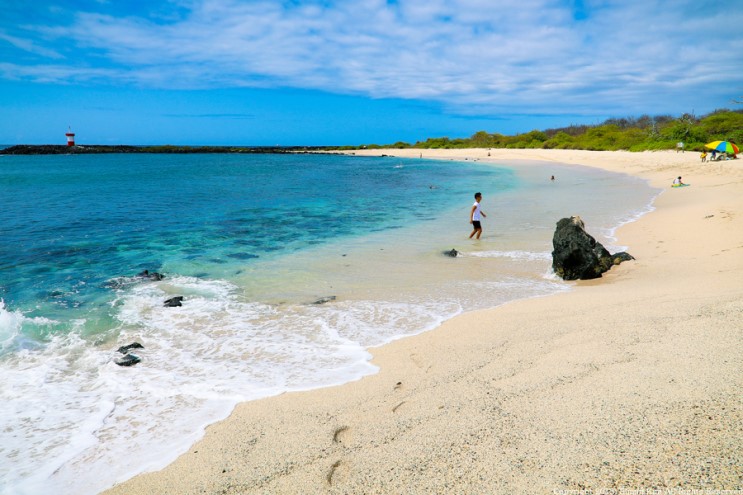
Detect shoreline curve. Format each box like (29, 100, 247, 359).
(102, 149, 743, 494)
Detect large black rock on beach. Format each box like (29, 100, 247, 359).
(551, 216, 634, 280)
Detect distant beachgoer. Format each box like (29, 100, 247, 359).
(550, 175, 555, 181)
(676, 141, 684, 153)
(700, 151, 707, 163)
(711, 149, 717, 160)
(672, 176, 685, 187)
(469, 192, 487, 239)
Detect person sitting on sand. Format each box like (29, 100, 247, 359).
(672, 176, 685, 187)
(469, 192, 487, 240)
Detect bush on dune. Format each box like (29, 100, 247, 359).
(373, 109, 742, 152)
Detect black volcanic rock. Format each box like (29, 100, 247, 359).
(114, 354, 141, 366)
(137, 270, 165, 281)
(117, 342, 144, 354)
(311, 296, 336, 305)
(164, 296, 184, 307)
(551, 216, 634, 280)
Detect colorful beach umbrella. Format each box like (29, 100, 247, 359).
(705, 140, 739, 154)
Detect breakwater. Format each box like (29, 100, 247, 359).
(1, 144, 328, 155)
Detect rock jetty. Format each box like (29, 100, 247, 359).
(1, 145, 331, 155)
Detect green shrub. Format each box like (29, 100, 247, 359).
(371, 109, 742, 152)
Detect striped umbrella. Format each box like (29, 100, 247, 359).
(705, 140, 739, 154)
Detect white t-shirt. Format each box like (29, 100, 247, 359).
(472, 201, 482, 221)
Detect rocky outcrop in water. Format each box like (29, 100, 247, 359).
(443, 249, 459, 257)
(115, 342, 144, 366)
(114, 354, 141, 366)
(551, 216, 634, 280)
(138, 270, 165, 281)
(103, 270, 164, 289)
(164, 296, 184, 307)
(117, 342, 144, 354)
(311, 296, 336, 305)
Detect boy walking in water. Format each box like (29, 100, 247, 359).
(469, 192, 486, 239)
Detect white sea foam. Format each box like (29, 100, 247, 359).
(466, 250, 552, 262)
(3, 275, 476, 495)
(0, 300, 21, 351)
(0, 299, 59, 354)
(601, 192, 660, 252)
(542, 268, 563, 281)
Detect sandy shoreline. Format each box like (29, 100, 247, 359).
(103, 149, 742, 494)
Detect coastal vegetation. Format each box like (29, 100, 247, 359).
(3, 110, 739, 155)
(357, 109, 743, 152)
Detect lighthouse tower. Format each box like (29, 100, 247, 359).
(65, 127, 75, 147)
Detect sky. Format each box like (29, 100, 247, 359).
(1, 0, 742, 146)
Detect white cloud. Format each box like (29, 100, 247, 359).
(0, 30, 64, 60)
(5, 0, 743, 114)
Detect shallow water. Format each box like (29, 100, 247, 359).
(0, 153, 658, 495)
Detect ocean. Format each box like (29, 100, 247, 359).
(0, 152, 658, 494)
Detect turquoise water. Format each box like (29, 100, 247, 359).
(0, 152, 658, 495)
(1, 153, 508, 347)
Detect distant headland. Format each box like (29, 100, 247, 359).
(1, 145, 330, 155)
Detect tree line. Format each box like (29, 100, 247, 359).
(349, 109, 742, 152)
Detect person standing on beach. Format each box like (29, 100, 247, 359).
(469, 192, 486, 239)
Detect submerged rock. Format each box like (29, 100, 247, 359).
(114, 354, 141, 367)
(117, 342, 144, 354)
(551, 216, 634, 280)
(164, 296, 184, 307)
(138, 270, 165, 281)
(311, 296, 336, 305)
(443, 249, 459, 258)
(226, 252, 259, 260)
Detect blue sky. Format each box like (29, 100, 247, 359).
(1, 0, 742, 145)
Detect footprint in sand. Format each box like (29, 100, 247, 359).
(326, 459, 349, 486)
(410, 353, 431, 371)
(332, 425, 351, 445)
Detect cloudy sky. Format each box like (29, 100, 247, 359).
(2, 0, 741, 145)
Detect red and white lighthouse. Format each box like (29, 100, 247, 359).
(65, 127, 75, 146)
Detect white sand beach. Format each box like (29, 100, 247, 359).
(103, 149, 743, 494)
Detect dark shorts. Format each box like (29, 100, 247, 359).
(472, 221, 482, 229)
